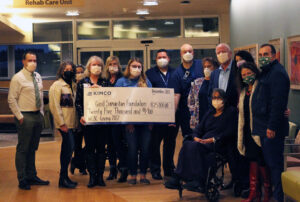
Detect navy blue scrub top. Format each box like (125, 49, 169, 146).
(170, 59, 204, 108)
(146, 65, 175, 88)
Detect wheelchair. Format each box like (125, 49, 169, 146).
(176, 144, 228, 202)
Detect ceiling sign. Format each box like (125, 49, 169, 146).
(13, 0, 84, 8)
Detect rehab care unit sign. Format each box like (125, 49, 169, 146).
(83, 87, 175, 124)
(13, 0, 84, 7)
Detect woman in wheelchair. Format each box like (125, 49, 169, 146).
(165, 88, 238, 193)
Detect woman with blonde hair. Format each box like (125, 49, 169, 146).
(103, 56, 127, 182)
(115, 57, 152, 185)
(75, 56, 108, 188)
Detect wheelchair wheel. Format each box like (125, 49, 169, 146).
(205, 181, 220, 202)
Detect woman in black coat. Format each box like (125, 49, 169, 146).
(165, 88, 238, 191)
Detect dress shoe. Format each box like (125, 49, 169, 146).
(152, 173, 163, 180)
(182, 180, 205, 193)
(27, 176, 49, 185)
(140, 178, 150, 185)
(59, 177, 76, 189)
(19, 180, 31, 190)
(164, 176, 181, 190)
(66, 176, 78, 186)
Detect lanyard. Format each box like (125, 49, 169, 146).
(159, 71, 169, 87)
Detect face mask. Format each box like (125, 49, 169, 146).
(243, 75, 256, 85)
(26, 62, 37, 73)
(157, 58, 169, 68)
(258, 56, 272, 69)
(212, 99, 224, 110)
(217, 52, 229, 64)
(131, 68, 142, 78)
(237, 60, 246, 68)
(204, 68, 212, 77)
(109, 66, 119, 74)
(76, 73, 85, 82)
(90, 65, 102, 76)
(182, 52, 193, 62)
(63, 71, 74, 82)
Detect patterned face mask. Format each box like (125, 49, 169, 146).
(243, 74, 256, 85)
(258, 56, 272, 69)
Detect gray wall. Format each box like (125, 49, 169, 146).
(230, 0, 300, 126)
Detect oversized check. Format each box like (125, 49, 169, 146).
(84, 87, 175, 124)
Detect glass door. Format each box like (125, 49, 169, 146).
(77, 48, 111, 66)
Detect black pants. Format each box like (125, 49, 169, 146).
(73, 124, 86, 170)
(150, 124, 178, 176)
(112, 125, 127, 170)
(106, 126, 117, 168)
(84, 125, 107, 176)
(59, 129, 75, 178)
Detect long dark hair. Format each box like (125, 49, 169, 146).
(237, 62, 260, 90)
(56, 61, 75, 80)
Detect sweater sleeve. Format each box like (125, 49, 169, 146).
(49, 82, 65, 127)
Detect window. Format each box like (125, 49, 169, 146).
(15, 44, 73, 78)
(80, 51, 110, 67)
(113, 50, 144, 70)
(0, 46, 8, 77)
(33, 22, 73, 42)
(184, 17, 219, 37)
(113, 19, 180, 39)
(77, 21, 110, 40)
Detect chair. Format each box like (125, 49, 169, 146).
(176, 142, 228, 202)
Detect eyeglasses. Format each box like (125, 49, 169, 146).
(183, 70, 190, 80)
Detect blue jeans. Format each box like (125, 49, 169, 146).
(59, 129, 75, 178)
(125, 125, 151, 176)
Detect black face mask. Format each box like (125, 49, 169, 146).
(63, 71, 74, 82)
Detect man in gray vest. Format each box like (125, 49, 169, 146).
(8, 51, 50, 190)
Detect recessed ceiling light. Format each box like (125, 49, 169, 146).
(180, 0, 191, 4)
(143, 0, 158, 6)
(164, 21, 174, 25)
(66, 10, 79, 17)
(136, 9, 149, 15)
(148, 27, 157, 31)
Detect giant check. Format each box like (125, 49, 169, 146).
(84, 87, 175, 124)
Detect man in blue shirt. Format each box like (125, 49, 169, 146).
(169, 44, 204, 137)
(208, 43, 247, 195)
(146, 49, 178, 180)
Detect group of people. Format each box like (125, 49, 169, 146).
(7, 42, 290, 202)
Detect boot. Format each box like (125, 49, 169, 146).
(117, 168, 128, 183)
(86, 154, 97, 188)
(106, 166, 118, 180)
(70, 158, 76, 175)
(87, 174, 97, 188)
(259, 166, 272, 202)
(242, 162, 261, 202)
(98, 174, 106, 186)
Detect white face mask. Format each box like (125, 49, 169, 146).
(76, 73, 85, 81)
(182, 52, 193, 62)
(212, 99, 224, 110)
(204, 68, 212, 78)
(157, 58, 169, 68)
(109, 66, 119, 74)
(217, 52, 229, 64)
(131, 68, 142, 78)
(90, 65, 102, 76)
(26, 62, 37, 73)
